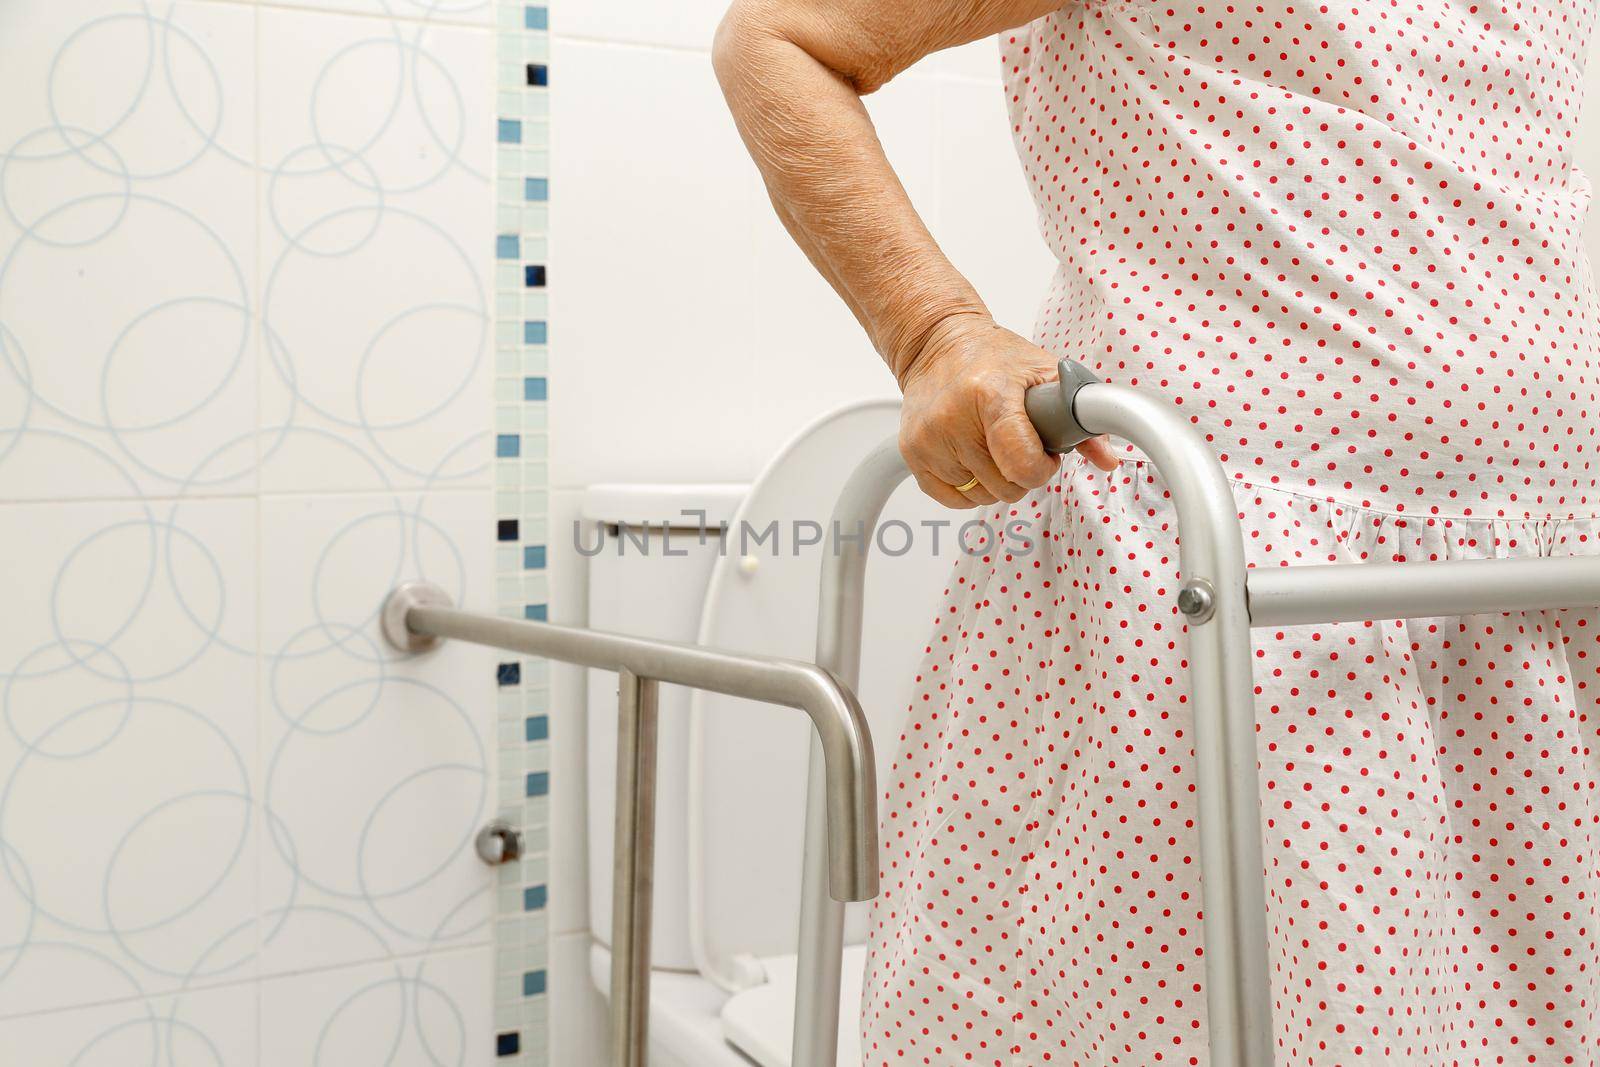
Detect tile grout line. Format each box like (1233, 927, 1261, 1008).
(251, 0, 267, 1046)
(190, 0, 495, 31)
(0, 937, 495, 1026)
(0, 484, 500, 509)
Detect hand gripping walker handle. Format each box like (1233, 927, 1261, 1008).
(1023, 358, 1103, 454)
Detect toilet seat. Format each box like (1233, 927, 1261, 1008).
(720, 945, 866, 1067)
(589, 943, 865, 1067)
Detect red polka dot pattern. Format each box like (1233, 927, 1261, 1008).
(864, 459, 1600, 1064)
(1003, 0, 1600, 517)
(863, 3, 1600, 1058)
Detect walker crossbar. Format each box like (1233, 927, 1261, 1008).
(792, 359, 1600, 1067)
(376, 582, 879, 1067)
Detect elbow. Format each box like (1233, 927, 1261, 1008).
(713, 0, 898, 98)
(711, 1, 765, 94)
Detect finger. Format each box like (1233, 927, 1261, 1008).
(911, 468, 990, 510)
(985, 403, 1060, 488)
(916, 441, 1000, 507)
(1075, 435, 1119, 471)
(956, 440, 1030, 504)
(954, 476, 999, 507)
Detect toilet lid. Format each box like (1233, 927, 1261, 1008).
(687, 400, 953, 980)
(720, 945, 867, 1067)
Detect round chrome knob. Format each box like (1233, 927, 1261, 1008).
(475, 820, 524, 866)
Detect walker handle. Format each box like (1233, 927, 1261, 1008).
(1024, 358, 1103, 453)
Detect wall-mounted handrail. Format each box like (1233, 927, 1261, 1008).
(378, 581, 878, 1067)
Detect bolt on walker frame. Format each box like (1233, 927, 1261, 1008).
(793, 358, 1600, 1067)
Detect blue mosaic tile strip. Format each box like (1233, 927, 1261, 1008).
(494, 1, 552, 1061)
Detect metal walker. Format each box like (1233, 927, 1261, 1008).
(383, 358, 1600, 1067)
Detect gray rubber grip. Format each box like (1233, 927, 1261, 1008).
(1022, 359, 1102, 454)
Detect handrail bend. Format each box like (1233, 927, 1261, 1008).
(793, 362, 1271, 1067)
(378, 581, 879, 1067)
(397, 596, 878, 902)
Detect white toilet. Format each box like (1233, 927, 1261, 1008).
(583, 401, 951, 1066)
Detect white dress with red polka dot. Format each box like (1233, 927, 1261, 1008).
(862, 0, 1600, 1063)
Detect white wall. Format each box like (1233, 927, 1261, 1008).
(0, 1, 498, 1061)
(543, 5, 1057, 1061)
(548, 15, 1056, 490)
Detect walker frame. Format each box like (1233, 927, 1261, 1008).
(794, 358, 1600, 1067)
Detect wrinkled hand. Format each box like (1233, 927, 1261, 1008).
(897, 314, 1118, 509)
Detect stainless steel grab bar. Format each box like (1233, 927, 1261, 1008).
(377, 580, 879, 1067)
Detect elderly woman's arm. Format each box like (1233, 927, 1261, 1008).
(712, 0, 1115, 508)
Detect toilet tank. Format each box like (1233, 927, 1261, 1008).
(585, 483, 748, 971)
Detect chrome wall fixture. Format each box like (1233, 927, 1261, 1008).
(378, 580, 878, 1067)
(473, 820, 524, 867)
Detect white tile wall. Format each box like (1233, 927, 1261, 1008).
(259, 946, 493, 1064)
(0, 1, 497, 1062)
(257, 8, 494, 492)
(549, 930, 609, 1065)
(0, 0, 259, 500)
(269, 0, 493, 27)
(0, 982, 258, 1066)
(257, 492, 493, 974)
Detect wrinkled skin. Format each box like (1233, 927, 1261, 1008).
(898, 313, 1117, 508)
(713, 0, 1115, 510)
